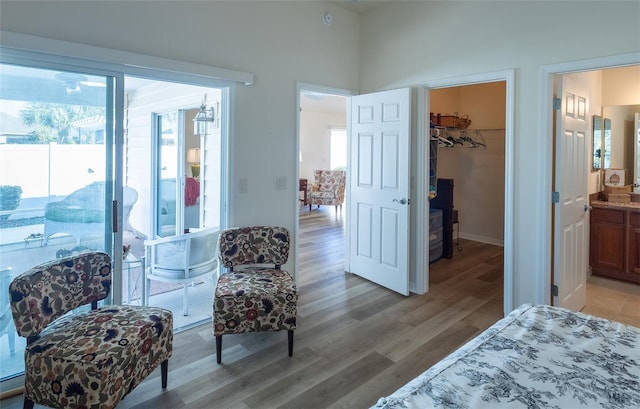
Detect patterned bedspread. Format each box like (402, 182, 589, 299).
(372, 304, 640, 409)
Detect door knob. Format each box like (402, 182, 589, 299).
(393, 198, 409, 205)
(584, 204, 592, 212)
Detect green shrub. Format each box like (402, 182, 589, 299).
(0, 185, 23, 220)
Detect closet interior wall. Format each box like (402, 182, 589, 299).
(429, 81, 507, 248)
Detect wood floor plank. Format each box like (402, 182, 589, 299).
(275, 352, 393, 409)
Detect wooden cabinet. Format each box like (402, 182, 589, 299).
(627, 213, 640, 275)
(590, 208, 625, 272)
(590, 206, 640, 284)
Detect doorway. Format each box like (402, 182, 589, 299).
(422, 70, 515, 313)
(550, 64, 640, 313)
(297, 85, 350, 280)
(426, 81, 507, 311)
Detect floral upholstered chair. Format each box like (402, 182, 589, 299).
(214, 226, 298, 364)
(9, 252, 173, 409)
(307, 169, 346, 212)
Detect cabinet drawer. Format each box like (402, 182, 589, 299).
(591, 208, 624, 224)
(629, 212, 640, 226)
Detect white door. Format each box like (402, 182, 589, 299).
(348, 88, 411, 295)
(553, 76, 588, 311)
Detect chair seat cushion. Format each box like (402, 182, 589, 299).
(214, 269, 297, 335)
(308, 191, 338, 200)
(24, 305, 173, 409)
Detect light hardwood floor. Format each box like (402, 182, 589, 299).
(2, 206, 638, 409)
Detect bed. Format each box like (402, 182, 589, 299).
(372, 304, 640, 409)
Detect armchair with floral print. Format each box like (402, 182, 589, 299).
(9, 251, 173, 409)
(307, 169, 346, 212)
(213, 226, 298, 364)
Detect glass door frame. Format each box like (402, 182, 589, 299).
(0, 46, 233, 391)
(0, 50, 123, 389)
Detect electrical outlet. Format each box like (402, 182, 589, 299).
(276, 176, 286, 190)
(239, 178, 248, 194)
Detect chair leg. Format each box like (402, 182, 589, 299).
(216, 335, 222, 364)
(183, 284, 189, 316)
(161, 359, 168, 389)
(288, 330, 294, 357)
(308, 204, 311, 211)
(8, 329, 15, 355)
(23, 395, 34, 409)
(144, 277, 150, 306)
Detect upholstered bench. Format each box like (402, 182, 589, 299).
(9, 251, 173, 409)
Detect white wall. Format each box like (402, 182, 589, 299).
(359, 1, 639, 308)
(299, 110, 347, 182)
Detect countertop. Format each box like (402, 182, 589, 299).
(591, 200, 640, 210)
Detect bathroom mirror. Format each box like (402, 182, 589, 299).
(592, 115, 602, 171)
(602, 105, 640, 191)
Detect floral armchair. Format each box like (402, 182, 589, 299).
(9, 252, 173, 409)
(307, 169, 346, 212)
(214, 226, 297, 364)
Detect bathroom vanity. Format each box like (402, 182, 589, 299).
(590, 201, 640, 284)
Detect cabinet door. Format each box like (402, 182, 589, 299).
(590, 209, 625, 271)
(626, 213, 640, 282)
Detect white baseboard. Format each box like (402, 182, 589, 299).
(459, 232, 504, 247)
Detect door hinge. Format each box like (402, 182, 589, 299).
(552, 191, 560, 203)
(553, 97, 561, 110)
(551, 284, 559, 297)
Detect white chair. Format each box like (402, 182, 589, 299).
(144, 228, 219, 315)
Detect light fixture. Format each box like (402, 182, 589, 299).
(187, 148, 201, 179)
(193, 94, 215, 137)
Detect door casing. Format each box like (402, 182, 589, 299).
(542, 53, 640, 307)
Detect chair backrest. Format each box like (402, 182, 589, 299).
(124, 186, 138, 208)
(9, 252, 112, 338)
(218, 226, 290, 269)
(314, 170, 346, 195)
(122, 186, 138, 231)
(145, 228, 219, 280)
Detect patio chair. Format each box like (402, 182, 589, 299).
(144, 228, 219, 316)
(214, 226, 298, 364)
(43, 184, 138, 245)
(9, 251, 173, 409)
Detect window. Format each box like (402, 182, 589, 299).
(330, 128, 347, 170)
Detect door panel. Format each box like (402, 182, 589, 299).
(349, 88, 411, 295)
(553, 76, 588, 311)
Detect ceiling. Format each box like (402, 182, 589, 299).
(300, 92, 348, 114)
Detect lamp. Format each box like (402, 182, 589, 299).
(187, 148, 201, 179)
(193, 94, 215, 137)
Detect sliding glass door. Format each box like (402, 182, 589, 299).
(0, 62, 118, 383)
(0, 54, 229, 390)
